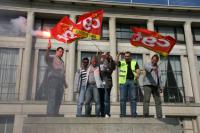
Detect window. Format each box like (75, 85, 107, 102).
(0, 12, 26, 37)
(0, 116, 14, 133)
(81, 52, 97, 63)
(116, 24, 146, 40)
(34, 18, 60, 31)
(101, 23, 109, 40)
(0, 48, 20, 101)
(160, 56, 185, 103)
(35, 50, 55, 100)
(197, 56, 200, 75)
(155, 26, 185, 44)
(192, 27, 200, 43)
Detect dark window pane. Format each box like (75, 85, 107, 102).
(160, 56, 185, 103)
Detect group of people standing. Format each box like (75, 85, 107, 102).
(44, 43, 163, 118)
(74, 52, 116, 117)
(74, 51, 163, 118)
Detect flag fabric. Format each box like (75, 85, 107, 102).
(51, 16, 80, 44)
(73, 9, 104, 40)
(130, 27, 176, 56)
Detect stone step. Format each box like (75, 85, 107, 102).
(23, 117, 182, 133)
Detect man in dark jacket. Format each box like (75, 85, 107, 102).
(99, 52, 116, 117)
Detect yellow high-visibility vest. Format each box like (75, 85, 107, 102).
(119, 60, 137, 84)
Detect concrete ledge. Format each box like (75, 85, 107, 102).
(23, 117, 182, 133)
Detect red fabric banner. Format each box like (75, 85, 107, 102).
(73, 9, 104, 40)
(51, 16, 80, 44)
(130, 27, 176, 56)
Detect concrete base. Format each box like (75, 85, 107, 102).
(23, 117, 182, 133)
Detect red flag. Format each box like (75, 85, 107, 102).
(130, 27, 176, 56)
(73, 9, 104, 40)
(51, 16, 80, 44)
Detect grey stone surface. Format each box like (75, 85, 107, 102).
(23, 117, 182, 133)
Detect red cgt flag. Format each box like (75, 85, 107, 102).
(51, 16, 80, 44)
(130, 27, 176, 56)
(73, 9, 104, 40)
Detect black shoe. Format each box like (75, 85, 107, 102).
(131, 114, 137, 118)
(120, 114, 126, 117)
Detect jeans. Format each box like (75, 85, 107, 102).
(120, 79, 137, 116)
(143, 85, 162, 118)
(85, 84, 100, 116)
(76, 86, 86, 116)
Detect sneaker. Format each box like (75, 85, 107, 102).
(105, 114, 110, 118)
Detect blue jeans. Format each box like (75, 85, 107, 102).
(85, 84, 100, 116)
(76, 86, 86, 116)
(120, 79, 137, 116)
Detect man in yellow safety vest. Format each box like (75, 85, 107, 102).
(116, 51, 140, 117)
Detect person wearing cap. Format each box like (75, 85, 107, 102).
(143, 54, 163, 118)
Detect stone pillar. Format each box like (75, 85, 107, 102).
(13, 115, 27, 133)
(197, 116, 200, 133)
(180, 55, 194, 102)
(147, 19, 154, 31)
(109, 17, 118, 102)
(184, 21, 200, 103)
(182, 118, 194, 133)
(66, 14, 76, 101)
(147, 19, 156, 102)
(147, 19, 156, 57)
(19, 11, 34, 101)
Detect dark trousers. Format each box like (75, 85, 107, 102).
(98, 87, 112, 117)
(143, 85, 162, 118)
(47, 77, 64, 116)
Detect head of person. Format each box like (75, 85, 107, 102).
(101, 52, 110, 60)
(151, 54, 159, 66)
(56, 47, 64, 58)
(105, 52, 110, 60)
(82, 57, 89, 68)
(91, 56, 98, 67)
(124, 51, 131, 62)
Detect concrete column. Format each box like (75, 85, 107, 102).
(109, 17, 118, 102)
(184, 21, 200, 103)
(147, 19, 154, 31)
(192, 118, 198, 133)
(13, 115, 27, 133)
(147, 19, 156, 57)
(19, 11, 34, 101)
(197, 116, 200, 133)
(66, 14, 76, 101)
(182, 118, 194, 133)
(180, 55, 194, 102)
